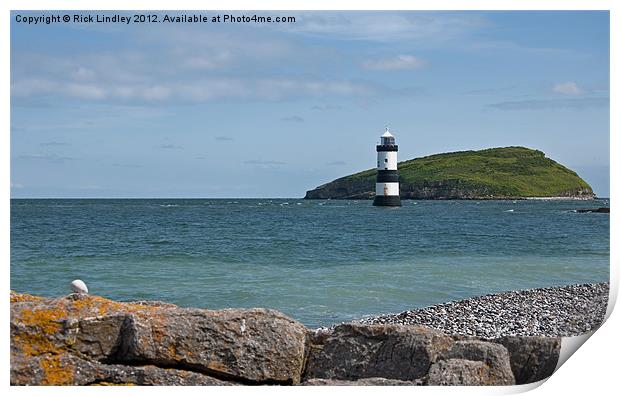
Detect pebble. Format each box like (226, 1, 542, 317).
(349, 283, 609, 338)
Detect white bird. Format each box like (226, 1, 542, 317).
(70, 279, 89, 294)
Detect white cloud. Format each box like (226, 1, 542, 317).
(488, 97, 608, 111)
(71, 67, 96, 81)
(363, 55, 426, 71)
(553, 82, 582, 96)
(16, 153, 77, 163)
(11, 181, 24, 189)
(282, 13, 486, 42)
(11, 77, 380, 103)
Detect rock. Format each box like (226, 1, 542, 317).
(303, 323, 454, 382)
(301, 377, 423, 386)
(10, 352, 233, 385)
(11, 293, 307, 385)
(576, 207, 609, 213)
(8, 291, 564, 387)
(70, 280, 89, 294)
(118, 307, 308, 384)
(495, 336, 560, 384)
(427, 359, 495, 385)
(436, 340, 515, 385)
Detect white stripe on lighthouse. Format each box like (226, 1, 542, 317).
(377, 151, 398, 170)
(375, 182, 399, 196)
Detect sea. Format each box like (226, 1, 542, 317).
(10, 198, 610, 328)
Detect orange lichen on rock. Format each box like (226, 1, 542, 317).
(39, 355, 74, 385)
(12, 332, 62, 357)
(11, 291, 44, 303)
(18, 306, 66, 334)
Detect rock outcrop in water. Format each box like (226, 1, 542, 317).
(11, 291, 562, 386)
(304, 146, 594, 200)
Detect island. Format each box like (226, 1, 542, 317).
(304, 146, 594, 200)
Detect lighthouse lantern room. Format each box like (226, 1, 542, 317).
(373, 128, 401, 206)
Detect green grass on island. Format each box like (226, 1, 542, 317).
(305, 146, 594, 199)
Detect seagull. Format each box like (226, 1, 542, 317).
(70, 279, 89, 294)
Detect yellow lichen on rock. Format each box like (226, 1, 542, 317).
(19, 307, 65, 334)
(11, 291, 44, 303)
(39, 354, 74, 385)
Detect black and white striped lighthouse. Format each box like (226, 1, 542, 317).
(373, 128, 401, 206)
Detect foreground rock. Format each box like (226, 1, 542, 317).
(11, 291, 563, 386)
(303, 324, 524, 386)
(303, 324, 454, 382)
(429, 341, 514, 385)
(11, 352, 233, 386)
(495, 336, 561, 384)
(10, 292, 306, 385)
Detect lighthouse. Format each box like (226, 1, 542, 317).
(373, 128, 401, 206)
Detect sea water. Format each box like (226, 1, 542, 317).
(10, 199, 610, 328)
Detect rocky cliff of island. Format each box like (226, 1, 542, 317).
(304, 147, 594, 200)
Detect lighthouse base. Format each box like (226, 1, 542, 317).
(373, 195, 402, 207)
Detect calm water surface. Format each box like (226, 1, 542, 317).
(11, 199, 609, 327)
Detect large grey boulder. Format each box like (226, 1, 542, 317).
(434, 340, 515, 385)
(118, 307, 308, 384)
(303, 323, 454, 381)
(10, 292, 307, 385)
(427, 359, 494, 385)
(10, 352, 233, 385)
(495, 336, 560, 384)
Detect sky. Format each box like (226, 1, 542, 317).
(10, 11, 610, 198)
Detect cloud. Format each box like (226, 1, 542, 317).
(311, 104, 342, 111)
(112, 163, 142, 168)
(157, 144, 183, 150)
(12, 77, 382, 103)
(11, 181, 24, 189)
(215, 136, 234, 141)
(71, 67, 96, 81)
(326, 161, 347, 166)
(16, 153, 77, 164)
(282, 12, 486, 42)
(552, 82, 582, 96)
(460, 86, 517, 95)
(183, 52, 233, 70)
(363, 55, 426, 71)
(244, 160, 286, 165)
(41, 141, 71, 146)
(488, 97, 608, 111)
(280, 115, 304, 122)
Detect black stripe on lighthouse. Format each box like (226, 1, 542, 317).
(376, 170, 399, 183)
(373, 128, 401, 207)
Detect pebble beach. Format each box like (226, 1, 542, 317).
(354, 282, 609, 338)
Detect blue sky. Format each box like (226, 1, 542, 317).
(10, 11, 610, 197)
